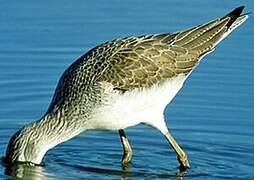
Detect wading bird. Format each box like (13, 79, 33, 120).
(5, 6, 248, 169)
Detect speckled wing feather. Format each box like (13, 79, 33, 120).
(48, 7, 245, 110)
(99, 15, 233, 90)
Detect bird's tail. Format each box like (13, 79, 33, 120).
(213, 6, 249, 47)
(173, 6, 248, 56)
(223, 6, 249, 29)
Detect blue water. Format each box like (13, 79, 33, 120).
(0, 1, 254, 179)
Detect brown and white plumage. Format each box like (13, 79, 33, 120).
(5, 6, 248, 169)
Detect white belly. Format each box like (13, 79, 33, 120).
(91, 74, 187, 133)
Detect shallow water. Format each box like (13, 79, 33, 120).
(0, 1, 254, 179)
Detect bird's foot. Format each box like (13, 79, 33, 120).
(177, 154, 190, 171)
(121, 151, 132, 170)
(121, 151, 132, 165)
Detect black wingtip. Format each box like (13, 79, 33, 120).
(228, 6, 245, 17)
(225, 6, 245, 28)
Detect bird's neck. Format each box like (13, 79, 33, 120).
(6, 110, 89, 165)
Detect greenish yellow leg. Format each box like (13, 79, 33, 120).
(164, 131, 190, 169)
(118, 129, 133, 165)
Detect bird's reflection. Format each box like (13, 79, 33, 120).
(1, 157, 48, 180)
(1, 156, 188, 179)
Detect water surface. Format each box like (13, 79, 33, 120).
(0, 1, 253, 179)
